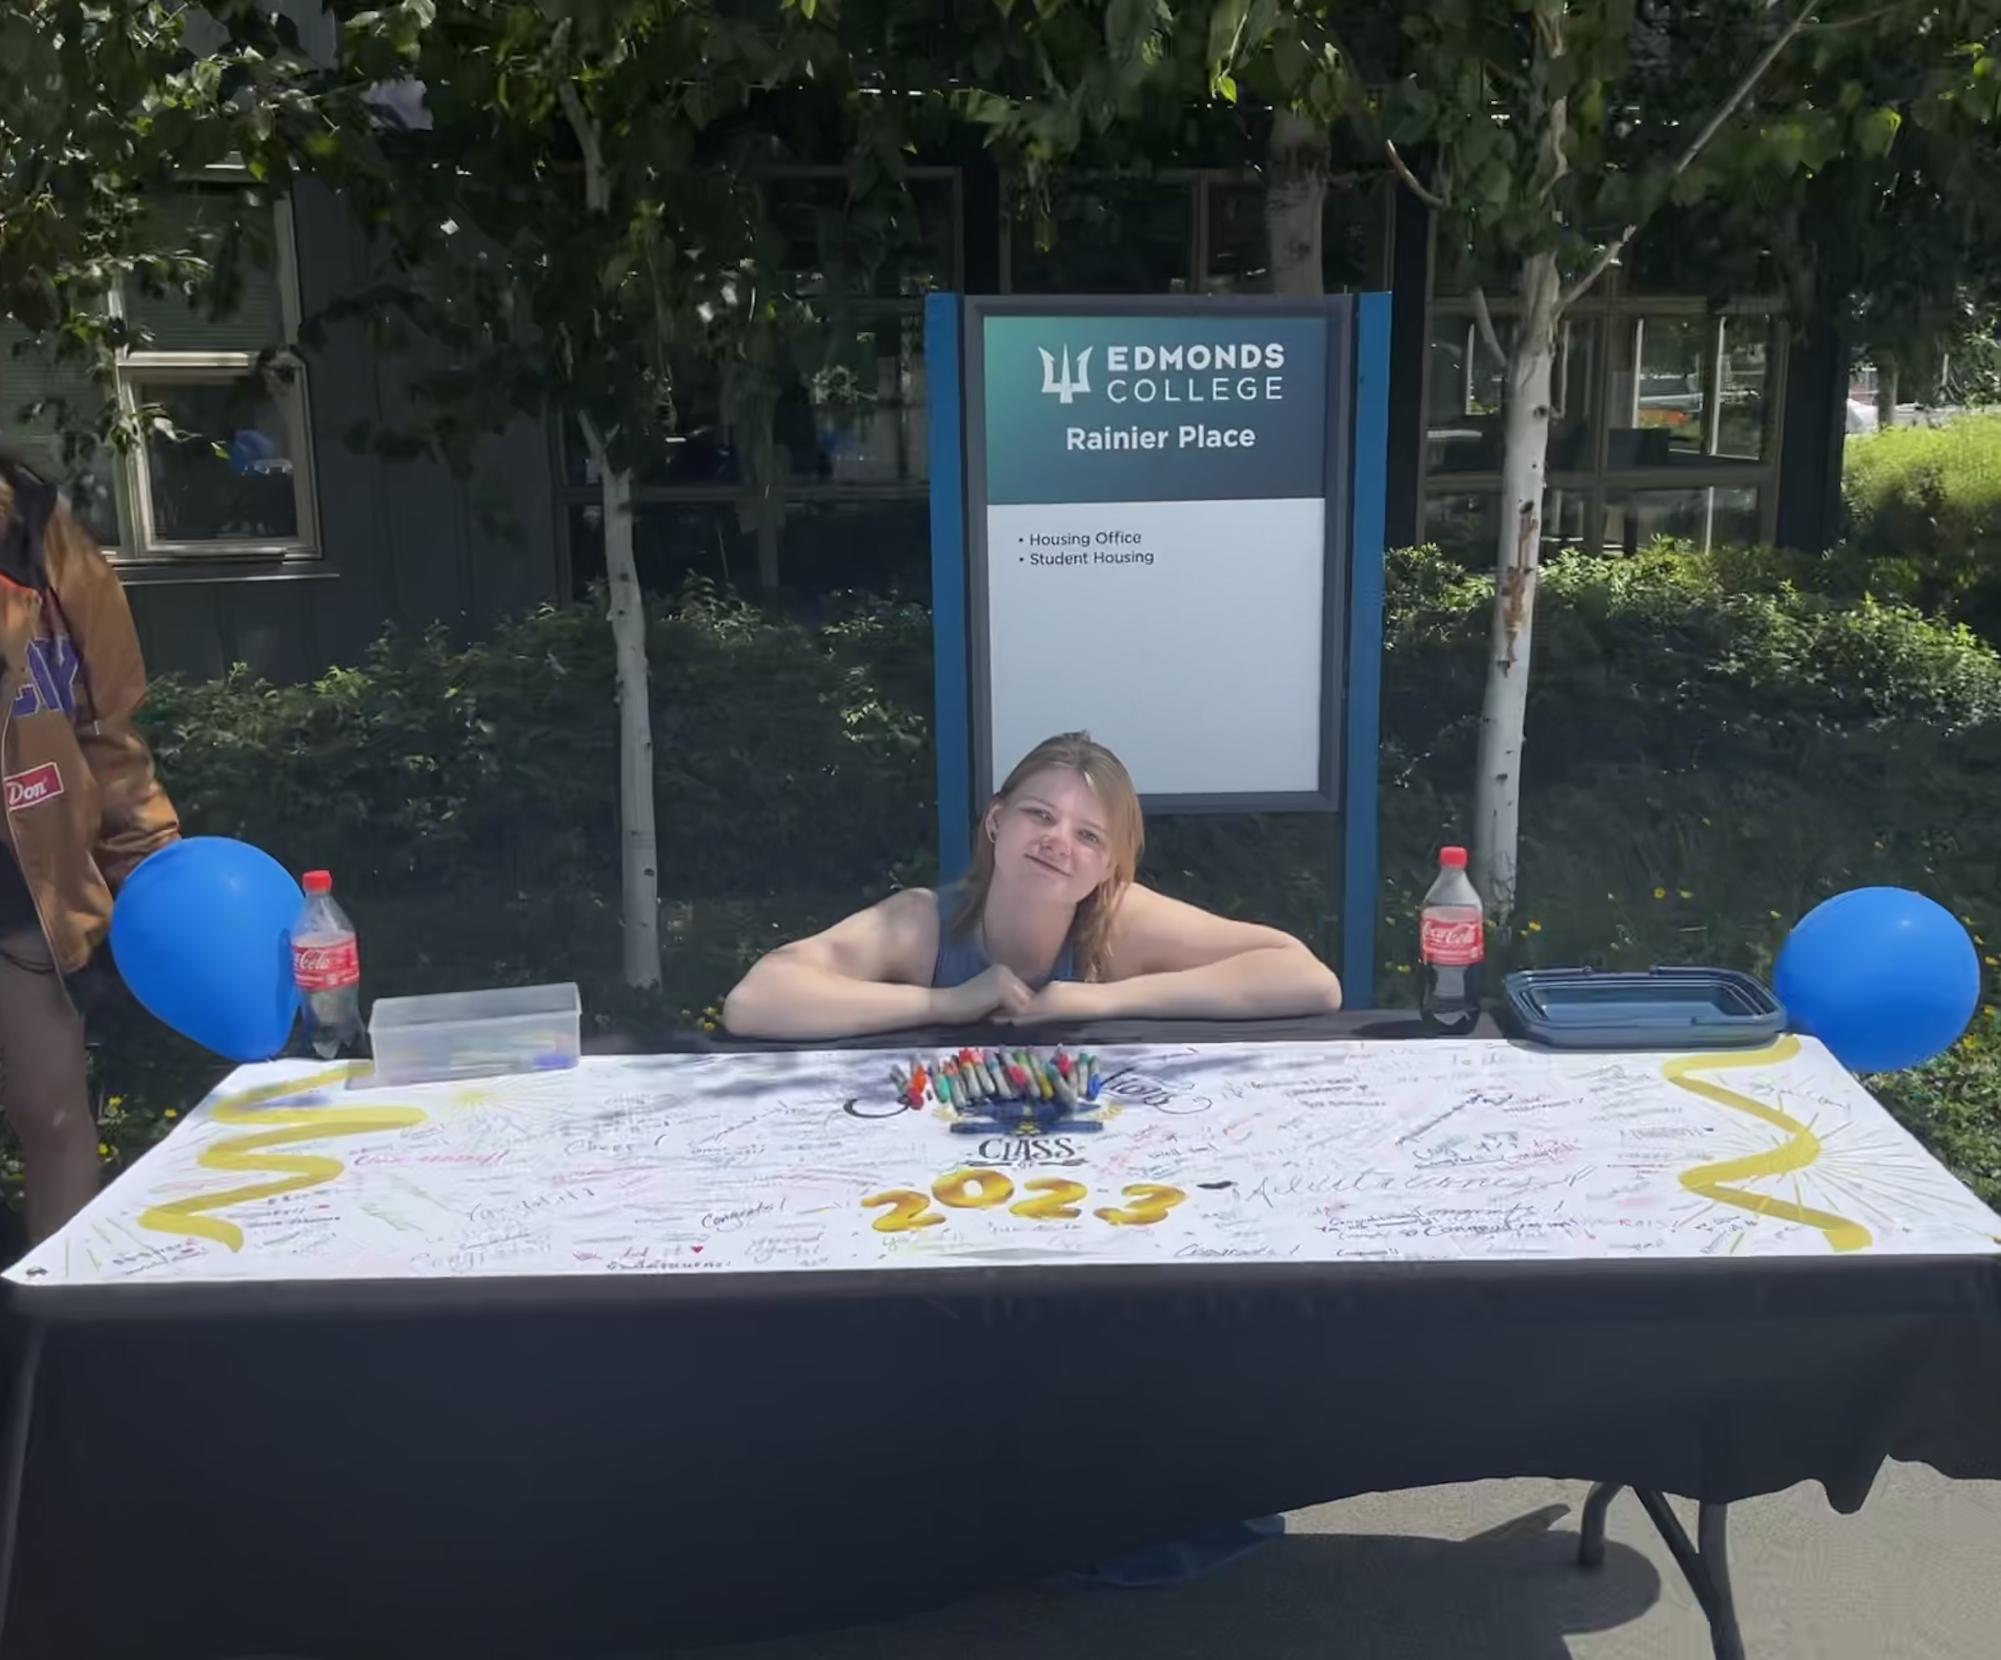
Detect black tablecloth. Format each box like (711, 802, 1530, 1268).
(3, 1013, 1998, 1659)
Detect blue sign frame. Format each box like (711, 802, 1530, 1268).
(926, 291, 1391, 1004)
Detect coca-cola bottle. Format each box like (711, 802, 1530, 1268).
(292, 870, 362, 1058)
(1420, 846, 1484, 1035)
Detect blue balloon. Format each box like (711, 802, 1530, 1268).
(111, 838, 303, 1062)
(1776, 887, 1981, 1073)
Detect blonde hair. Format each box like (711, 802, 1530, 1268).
(951, 731, 1144, 981)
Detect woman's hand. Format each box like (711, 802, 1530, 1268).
(996, 979, 1110, 1026)
(929, 964, 1037, 1025)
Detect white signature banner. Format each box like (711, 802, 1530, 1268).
(11, 1037, 1999, 1289)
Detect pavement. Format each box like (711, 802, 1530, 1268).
(678, 1461, 1999, 1660)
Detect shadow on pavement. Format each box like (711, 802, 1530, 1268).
(671, 1505, 1663, 1660)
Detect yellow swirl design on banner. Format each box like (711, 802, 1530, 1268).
(138, 1066, 427, 1253)
(1666, 1036, 1872, 1253)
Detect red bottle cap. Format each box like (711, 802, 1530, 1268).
(1439, 847, 1469, 869)
(303, 870, 334, 894)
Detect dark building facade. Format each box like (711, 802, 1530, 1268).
(1, 160, 1849, 684)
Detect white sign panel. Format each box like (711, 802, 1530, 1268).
(985, 497, 1326, 795)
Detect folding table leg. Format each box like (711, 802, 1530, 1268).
(1576, 1481, 1746, 1660)
(1577, 1479, 1623, 1568)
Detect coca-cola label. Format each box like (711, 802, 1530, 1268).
(3, 762, 63, 812)
(1422, 914, 1484, 966)
(294, 938, 360, 991)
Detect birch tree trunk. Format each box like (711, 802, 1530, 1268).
(1471, 251, 1560, 920)
(1456, 0, 1810, 923)
(583, 417, 663, 989)
(1264, 109, 1327, 294)
(559, 81, 662, 988)
(1875, 358, 1900, 429)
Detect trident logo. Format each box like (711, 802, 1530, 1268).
(1037, 345, 1093, 404)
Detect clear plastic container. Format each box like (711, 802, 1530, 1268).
(367, 983, 582, 1085)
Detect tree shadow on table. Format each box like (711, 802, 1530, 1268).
(667, 1505, 1663, 1660)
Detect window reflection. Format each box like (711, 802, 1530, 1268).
(1202, 179, 1386, 294)
(1600, 487, 1760, 555)
(138, 375, 301, 542)
(804, 312, 927, 485)
(1422, 485, 1588, 563)
(1010, 181, 1193, 294)
(1717, 317, 1775, 462)
(1426, 316, 1596, 474)
(1607, 316, 1708, 467)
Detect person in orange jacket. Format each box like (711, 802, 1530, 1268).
(0, 455, 179, 1240)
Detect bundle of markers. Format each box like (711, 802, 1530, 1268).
(890, 1047, 1104, 1114)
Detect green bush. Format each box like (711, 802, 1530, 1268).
(25, 550, 1997, 1219)
(146, 582, 934, 903)
(1871, 1007, 2001, 1205)
(1372, 544, 2001, 1007)
(1386, 541, 2001, 757)
(1843, 413, 2001, 642)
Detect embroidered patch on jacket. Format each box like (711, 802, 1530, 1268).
(9, 636, 80, 719)
(4, 762, 63, 811)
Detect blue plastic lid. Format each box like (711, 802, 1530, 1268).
(1503, 967, 1786, 1050)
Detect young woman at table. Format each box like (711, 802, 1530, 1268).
(0, 454, 180, 1240)
(722, 731, 1342, 1039)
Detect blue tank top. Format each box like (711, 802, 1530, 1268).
(930, 886, 1082, 989)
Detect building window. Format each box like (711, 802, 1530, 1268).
(1601, 485, 1762, 557)
(1004, 170, 1391, 298)
(1425, 484, 1591, 560)
(0, 182, 315, 564)
(805, 311, 929, 486)
(1425, 313, 1598, 474)
(561, 307, 931, 496)
(129, 369, 307, 545)
(565, 495, 932, 596)
(556, 163, 1391, 594)
(1716, 316, 1778, 463)
(555, 168, 959, 594)
(1200, 175, 1390, 296)
(1008, 177, 1196, 294)
(1418, 289, 1785, 560)
(1607, 314, 1711, 467)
